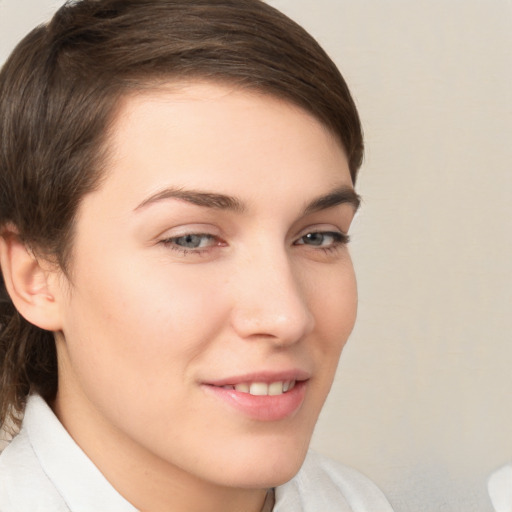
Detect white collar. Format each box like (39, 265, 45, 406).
(488, 464, 512, 512)
(24, 394, 137, 512)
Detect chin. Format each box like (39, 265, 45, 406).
(211, 437, 310, 489)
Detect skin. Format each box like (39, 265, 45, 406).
(47, 83, 359, 512)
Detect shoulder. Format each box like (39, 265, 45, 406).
(274, 451, 394, 512)
(0, 428, 69, 512)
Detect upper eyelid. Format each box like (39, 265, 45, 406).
(294, 223, 347, 238)
(294, 231, 348, 243)
(164, 232, 215, 239)
(156, 223, 222, 239)
(155, 220, 348, 240)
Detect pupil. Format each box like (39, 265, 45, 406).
(306, 233, 323, 246)
(180, 235, 201, 248)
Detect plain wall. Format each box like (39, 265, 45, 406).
(1, 1, 511, 511)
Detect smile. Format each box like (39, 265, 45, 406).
(220, 380, 297, 396)
(203, 377, 307, 421)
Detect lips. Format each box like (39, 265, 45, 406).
(205, 369, 310, 389)
(202, 371, 309, 421)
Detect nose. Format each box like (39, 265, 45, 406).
(229, 248, 315, 346)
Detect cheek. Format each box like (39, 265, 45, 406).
(308, 258, 358, 349)
(60, 258, 228, 398)
(57, 264, 232, 452)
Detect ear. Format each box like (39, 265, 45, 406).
(0, 229, 63, 332)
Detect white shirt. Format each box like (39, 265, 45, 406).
(0, 395, 394, 511)
(488, 464, 512, 512)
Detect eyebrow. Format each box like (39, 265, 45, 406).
(134, 185, 360, 214)
(135, 187, 245, 213)
(303, 186, 361, 215)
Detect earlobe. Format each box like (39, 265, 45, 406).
(0, 229, 63, 332)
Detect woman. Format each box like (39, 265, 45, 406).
(0, 0, 393, 510)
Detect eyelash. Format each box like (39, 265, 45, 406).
(294, 231, 350, 255)
(159, 230, 350, 257)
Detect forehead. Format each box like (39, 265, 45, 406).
(87, 82, 353, 219)
(110, 81, 342, 150)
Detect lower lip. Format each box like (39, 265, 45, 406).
(202, 381, 307, 422)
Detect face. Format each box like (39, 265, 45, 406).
(52, 83, 358, 491)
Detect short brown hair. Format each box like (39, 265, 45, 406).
(0, 0, 363, 430)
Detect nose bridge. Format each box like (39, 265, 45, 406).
(229, 242, 315, 344)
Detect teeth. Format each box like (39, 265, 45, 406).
(268, 381, 283, 396)
(227, 380, 297, 396)
(234, 383, 250, 393)
(249, 382, 268, 396)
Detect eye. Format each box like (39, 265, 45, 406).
(169, 234, 215, 249)
(160, 233, 221, 254)
(294, 231, 349, 248)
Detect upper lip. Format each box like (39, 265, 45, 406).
(204, 369, 311, 387)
